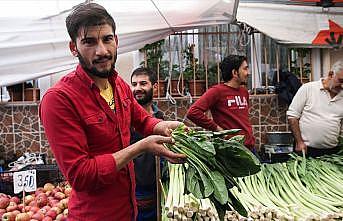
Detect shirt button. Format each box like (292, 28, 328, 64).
(98, 118, 103, 122)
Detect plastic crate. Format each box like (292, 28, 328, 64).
(0, 164, 64, 195)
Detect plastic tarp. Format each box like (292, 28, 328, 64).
(0, 0, 237, 86)
(237, 3, 343, 45)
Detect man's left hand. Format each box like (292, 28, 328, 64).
(153, 121, 183, 136)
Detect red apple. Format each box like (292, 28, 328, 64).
(36, 194, 47, 208)
(49, 199, 59, 208)
(50, 206, 62, 215)
(0, 194, 8, 198)
(29, 207, 39, 214)
(23, 206, 30, 213)
(28, 201, 37, 208)
(55, 214, 66, 221)
(63, 188, 71, 198)
(43, 184, 54, 193)
(16, 204, 24, 213)
(51, 187, 62, 196)
(45, 210, 56, 220)
(62, 208, 68, 216)
(59, 199, 68, 209)
(9, 197, 20, 205)
(42, 206, 50, 211)
(34, 188, 45, 196)
(0, 197, 10, 209)
(53, 192, 65, 201)
(15, 212, 30, 221)
(55, 202, 64, 211)
(11, 210, 20, 217)
(38, 206, 50, 216)
(24, 196, 34, 205)
(2, 212, 16, 221)
(38, 208, 47, 215)
(44, 192, 52, 197)
(6, 202, 18, 212)
(41, 217, 52, 221)
(26, 211, 33, 218)
(31, 213, 43, 221)
(0, 208, 7, 217)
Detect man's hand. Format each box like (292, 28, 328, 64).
(216, 125, 224, 132)
(153, 121, 184, 136)
(139, 135, 186, 163)
(295, 141, 307, 154)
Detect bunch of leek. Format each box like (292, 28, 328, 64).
(164, 125, 261, 220)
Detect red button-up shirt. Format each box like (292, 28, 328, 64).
(39, 65, 161, 221)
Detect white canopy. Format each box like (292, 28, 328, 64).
(237, 2, 343, 45)
(0, 0, 237, 86)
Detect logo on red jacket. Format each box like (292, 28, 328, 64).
(227, 95, 248, 109)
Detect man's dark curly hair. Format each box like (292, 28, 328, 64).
(66, 3, 116, 42)
(131, 67, 157, 85)
(220, 55, 247, 82)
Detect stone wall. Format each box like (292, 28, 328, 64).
(0, 103, 52, 164)
(0, 94, 289, 163)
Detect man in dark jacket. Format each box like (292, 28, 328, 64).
(131, 67, 164, 221)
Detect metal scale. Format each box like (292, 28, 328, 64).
(262, 132, 294, 163)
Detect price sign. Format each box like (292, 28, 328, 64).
(13, 170, 37, 194)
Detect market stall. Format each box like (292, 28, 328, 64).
(161, 128, 343, 221)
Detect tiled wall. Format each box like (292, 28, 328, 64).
(0, 94, 289, 163)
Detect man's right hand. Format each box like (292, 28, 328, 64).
(216, 125, 224, 132)
(139, 135, 186, 164)
(295, 141, 307, 154)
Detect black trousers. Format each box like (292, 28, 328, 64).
(306, 145, 341, 158)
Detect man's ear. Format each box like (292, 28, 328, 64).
(153, 82, 158, 89)
(69, 41, 78, 57)
(115, 35, 119, 47)
(152, 82, 158, 96)
(232, 69, 238, 78)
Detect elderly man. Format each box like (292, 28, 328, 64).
(287, 60, 343, 157)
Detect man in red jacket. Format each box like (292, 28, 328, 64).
(39, 3, 185, 221)
(186, 55, 255, 150)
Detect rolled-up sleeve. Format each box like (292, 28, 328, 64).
(287, 84, 307, 119)
(40, 91, 118, 192)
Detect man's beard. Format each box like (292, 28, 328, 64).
(77, 51, 117, 78)
(328, 79, 341, 94)
(135, 88, 153, 105)
(239, 75, 248, 85)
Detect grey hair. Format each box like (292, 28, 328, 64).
(331, 60, 343, 75)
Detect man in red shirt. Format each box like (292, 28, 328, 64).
(39, 3, 185, 221)
(186, 55, 255, 150)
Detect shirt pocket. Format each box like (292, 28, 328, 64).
(83, 111, 110, 147)
(84, 111, 106, 125)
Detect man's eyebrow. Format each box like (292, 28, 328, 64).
(104, 34, 115, 37)
(80, 36, 94, 42)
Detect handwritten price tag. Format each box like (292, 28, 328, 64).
(13, 170, 37, 194)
